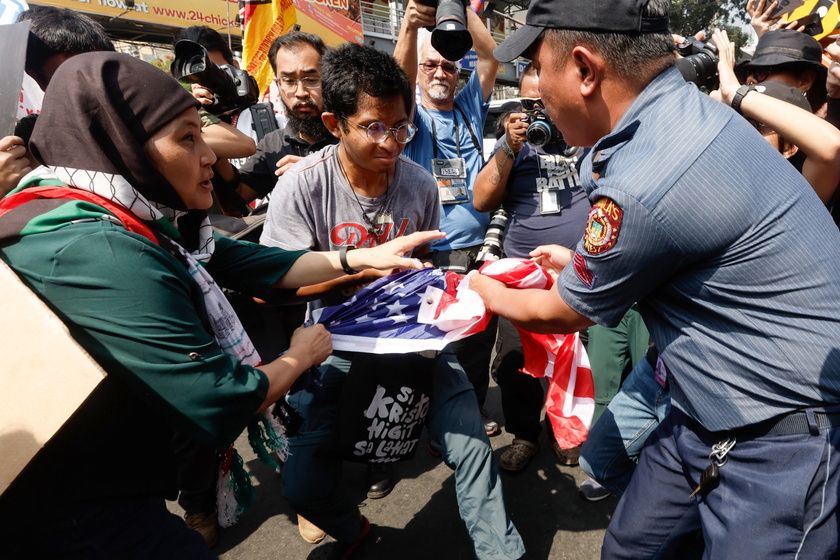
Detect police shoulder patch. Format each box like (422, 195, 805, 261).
(584, 197, 622, 255)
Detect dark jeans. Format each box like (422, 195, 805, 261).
(603, 407, 840, 559)
(3, 497, 216, 560)
(451, 315, 497, 408)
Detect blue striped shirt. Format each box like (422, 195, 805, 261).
(558, 66, 840, 431)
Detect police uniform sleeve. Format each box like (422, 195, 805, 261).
(557, 193, 684, 328)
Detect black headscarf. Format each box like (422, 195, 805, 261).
(29, 51, 200, 211)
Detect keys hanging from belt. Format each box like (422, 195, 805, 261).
(690, 437, 736, 498)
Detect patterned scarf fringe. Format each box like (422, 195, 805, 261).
(247, 406, 290, 467)
(216, 446, 254, 528)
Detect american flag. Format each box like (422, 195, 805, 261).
(310, 267, 489, 354)
(479, 259, 594, 448)
(312, 259, 595, 446)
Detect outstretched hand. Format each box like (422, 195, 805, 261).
(0, 136, 32, 198)
(349, 230, 446, 272)
(710, 28, 740, 105)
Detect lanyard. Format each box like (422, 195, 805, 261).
(425, 104, 482, 160)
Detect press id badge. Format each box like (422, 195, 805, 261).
(540, 187, 562, 215)
(432, 157, 469, 205)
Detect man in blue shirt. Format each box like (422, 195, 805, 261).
(472, 0, 840, 557)
(394, 0, 502, 436)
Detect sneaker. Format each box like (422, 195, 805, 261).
(481, 408, 501, 436)
(427, 439, 443, 457)
(366, 462, 395, 500)
(297, 514, 327, 544)
(499, 439, 539, 472)
(578, 477, 613, 502)
(550, 441, 581, 466)
(184, 510, 218, 548)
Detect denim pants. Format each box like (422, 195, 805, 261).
(602, 407, 840, 559)
(282, 350, 525, 560)
(579, 354, 670, 496)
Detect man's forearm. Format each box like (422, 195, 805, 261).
(480, 282, 593, 334)
(394, 21, 419, 90)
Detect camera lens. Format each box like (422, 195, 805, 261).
(431, 0, 472, 61)
(526, 120, 552, 148)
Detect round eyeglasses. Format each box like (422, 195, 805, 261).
(345, 119, 418, 144)
(275, 76, 322, 92)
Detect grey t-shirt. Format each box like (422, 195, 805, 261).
(261, 143, 440, 252)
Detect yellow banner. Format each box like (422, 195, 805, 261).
(30, 0, 241, 34)
(787, 0, 839, 43)
(292, 0, 362, 47)
(242, 0, 297, 97)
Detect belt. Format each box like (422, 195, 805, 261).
(731, 407, 840, 440)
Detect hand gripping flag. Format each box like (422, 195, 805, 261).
(311, 258, 594, 447)
(478, 259, 594, 448)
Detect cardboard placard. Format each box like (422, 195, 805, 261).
(0, 259, 107, 495)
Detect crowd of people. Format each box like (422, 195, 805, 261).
(4, 0, 840, 558)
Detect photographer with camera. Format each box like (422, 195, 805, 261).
(394, 0, 502, 437)
(173, 26, 281, 216)
(474, 65, 589, 472)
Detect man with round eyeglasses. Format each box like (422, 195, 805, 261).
(261, 42, 524, 560)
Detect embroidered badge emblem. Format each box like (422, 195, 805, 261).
(584, 197, 622, 254)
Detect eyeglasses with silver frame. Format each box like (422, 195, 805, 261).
(344, 119, 418, 145)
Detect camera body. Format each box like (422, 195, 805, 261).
(524, 106, 562, 148)
(475, 208, 509, 263)
(675, 37, 720, 91)
(171, 40, 259, 115)
(417, 0, 473, 62)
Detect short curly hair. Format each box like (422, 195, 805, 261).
(321, 42, 412, 124)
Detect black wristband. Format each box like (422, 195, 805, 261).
(731, 85, 755, 115)
(339, 245, 359, 275)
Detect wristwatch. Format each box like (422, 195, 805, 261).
(731, 85, 756, 115)
(339, 245, 359, 275)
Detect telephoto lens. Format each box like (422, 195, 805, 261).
(476, 208, 509, 263)
(418, 0, 473, 61)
